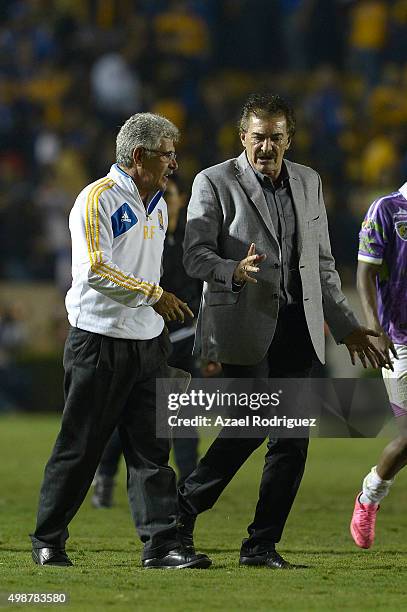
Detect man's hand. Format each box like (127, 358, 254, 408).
(153, 291, 194, 323)
(373, 330, 398, 369)
(343, 326, 395, 370)
(233, 243, 267, 285)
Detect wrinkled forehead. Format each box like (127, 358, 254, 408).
(246, 113, 288, 134)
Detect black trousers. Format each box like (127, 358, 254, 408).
(97, 419, 198, 483)
(97, 335, 199, 483)
(178, 305, 314, 554)
(31, 327, 179, 560)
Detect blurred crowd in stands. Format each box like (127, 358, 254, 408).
(0, 0, 406, 292)
(0, 301, 28, 410)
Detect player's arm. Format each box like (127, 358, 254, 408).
(356, 199, 397, 367)
(357, 262, 382, 333)
(357, 261, 398, 364)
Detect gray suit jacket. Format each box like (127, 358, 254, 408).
(183, 152, 359, 365)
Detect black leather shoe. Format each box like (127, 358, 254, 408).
(177, 513, 196, 550)
(239, 549, 292, 569)
(142, 547, 211, 569)
(32, 547, 73, 567)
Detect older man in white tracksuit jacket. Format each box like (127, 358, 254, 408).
(30, 113, 211, 570)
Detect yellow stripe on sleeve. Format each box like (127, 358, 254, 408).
(85, 177, 112, 265)
(85, 178, 163, 301)
(94, 262, 163, 299)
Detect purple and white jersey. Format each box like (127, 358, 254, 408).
(358, 182, 407, 345)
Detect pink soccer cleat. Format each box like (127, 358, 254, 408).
(350, 492, 379, 549)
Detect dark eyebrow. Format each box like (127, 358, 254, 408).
(251, 131, 284, 137)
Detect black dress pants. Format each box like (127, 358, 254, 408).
(31, 326, 179, 560)
(178, 305, 314, 554)
(97, 334, 199, 483)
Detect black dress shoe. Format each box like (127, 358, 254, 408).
(177, 513, 196, 549)
(239, 549, 292, 569)
(142, 547, 211, 569)
(32, 547, 73, 567)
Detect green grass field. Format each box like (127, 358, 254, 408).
(1, 414, 407, 611)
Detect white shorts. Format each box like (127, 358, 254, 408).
(382, 344, 407, 417)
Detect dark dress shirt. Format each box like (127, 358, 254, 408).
(254, 163, 302, 307)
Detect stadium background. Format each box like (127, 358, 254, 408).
(1, 1, 407, 610)
(1, 0, 407, 408)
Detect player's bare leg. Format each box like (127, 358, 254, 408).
(350, 414, 407, 548)
(376, 424, 407, 480)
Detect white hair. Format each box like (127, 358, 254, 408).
(116, 112, 179, 167)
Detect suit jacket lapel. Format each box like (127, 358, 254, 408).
(235, 152, 278, 245)
(285, 160, 305, 258)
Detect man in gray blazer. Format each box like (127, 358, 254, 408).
(178, 94, 387, 569)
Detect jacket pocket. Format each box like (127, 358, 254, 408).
(205, 290, 241, 306)
(66, 328, 100, 367)
(307, 215, 320, 226)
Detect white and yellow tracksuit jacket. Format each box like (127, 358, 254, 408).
(65, 164, 167, 339)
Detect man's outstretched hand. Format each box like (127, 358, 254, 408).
(375, 330, 398, 367)
(343, 326, 394, 370)
(233, 243, 267, 285)
(153, 291, 194, 323)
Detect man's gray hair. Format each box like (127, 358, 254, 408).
(116, 112, 180, 167)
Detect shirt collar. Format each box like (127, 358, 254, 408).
(109, 163, 140, 196)
(252, 159, 289, 190)
(399, 182, 407, 201)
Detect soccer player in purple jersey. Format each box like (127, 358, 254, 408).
(350, 182, 407, 549)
